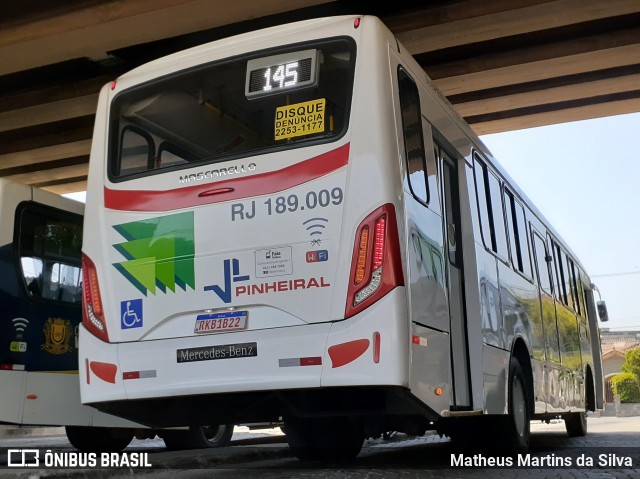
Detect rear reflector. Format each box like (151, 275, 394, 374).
(0, 364, 25, 371)
(89, 361, 117, 384)
(412, 335, 428, 347)
(328, 339, 370, 368)
(123, 370, 157, 380)
(278, 357, 322, 367)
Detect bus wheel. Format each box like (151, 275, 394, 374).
(65, 426, 133, 453)
(499, 358, 531, 449)
(163, 425, 234, 450)
(284, 417, 363, 462)
(564, 412, 587, 437)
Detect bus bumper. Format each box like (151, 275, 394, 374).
(79, 288, 409, 406)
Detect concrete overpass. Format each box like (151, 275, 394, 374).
(1, 0, 639, 194)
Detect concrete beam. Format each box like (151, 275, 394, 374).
(432, 43, 640, 95)
(0, 94, 98, 133)
(5, 163, 88, 185)
(0, 0, 333, 75)
(0, 140, 92, 170)
(470, 97, 640, 134)
(41, 181, 88, 195)
(396, 0, 640, 55)
(453, 74, 640, 117)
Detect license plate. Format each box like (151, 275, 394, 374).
(194, 311, 248, 334)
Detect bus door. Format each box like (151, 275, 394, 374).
(397, 66, 452, 413)
(439, 146, 471, 408)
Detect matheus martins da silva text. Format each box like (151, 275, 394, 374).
(451, 453, 634, 468)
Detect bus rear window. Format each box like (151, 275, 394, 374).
(109, 38, 355, 180)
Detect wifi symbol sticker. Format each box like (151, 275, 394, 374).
(303, 217, 328, 237)
(12, 317, 29, 332)
(12, 317, 29, 339)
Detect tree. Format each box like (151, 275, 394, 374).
(612, 348, 640, 403)
(621, 348, 640, 381)
(611, 373, 640, 403)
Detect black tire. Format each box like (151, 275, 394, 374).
(65, 426, 133, 453)
(163, 425, 234, 450)
(565, 412, 587, 437)
(499, 358, 531, 449)
(284, 417, 363, 462)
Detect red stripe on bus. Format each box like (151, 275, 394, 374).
(104, 143, 350, 212)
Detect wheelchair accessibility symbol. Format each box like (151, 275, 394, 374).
(121, 299, 143, 329)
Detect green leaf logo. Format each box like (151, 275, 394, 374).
(112, 212, 195, 296)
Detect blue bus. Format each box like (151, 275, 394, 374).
(0, 178, 234, 451)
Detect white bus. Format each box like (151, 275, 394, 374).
(79, 15, 607, 460)
(0, 178, 234, 451)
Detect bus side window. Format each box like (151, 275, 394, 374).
(532, 231, 552, 295)
(474, 158, 492, 250)
(473, 155, 508, 261)
(487, 171, 509, 260)
(577, 268, 588, 317)
(552, 241, 568, 306)
(504, 188, 532, 279)
(568, 258, 581, 315)
(398, 68, 429, 206)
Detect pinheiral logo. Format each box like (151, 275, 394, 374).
(112, 212, 195, 296)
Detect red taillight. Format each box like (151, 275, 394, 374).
(354, 226, 369, 285)
(373, 216, 386, 269)
(82, 254, 109, 342)
(345, 204, 403, 318)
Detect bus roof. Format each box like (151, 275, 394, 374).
(116, 16, 359, 86)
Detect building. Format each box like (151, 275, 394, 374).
(600, 329, 640, 403)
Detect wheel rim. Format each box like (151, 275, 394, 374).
(202, 425, 226, 444)
(512, 375, 527, 438)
